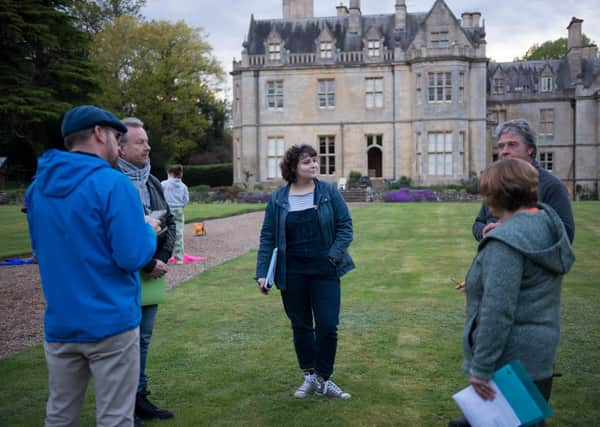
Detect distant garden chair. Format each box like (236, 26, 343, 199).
(337, 177, 347, 191)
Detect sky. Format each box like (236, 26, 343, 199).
(142, 0, 600, 96)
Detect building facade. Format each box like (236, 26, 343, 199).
(232, 0, 600, 196)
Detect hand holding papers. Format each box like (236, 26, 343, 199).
(452, 361, 552, 427)
(264, 248, 278, 291)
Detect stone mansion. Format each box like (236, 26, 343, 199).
(231, 0, 600, 196)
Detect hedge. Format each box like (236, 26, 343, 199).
(180, 163, 233, 187)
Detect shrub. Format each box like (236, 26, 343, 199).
(348, 170, 362, 182)
(385, 188, 436, 203)
(182, 163, 233, 187)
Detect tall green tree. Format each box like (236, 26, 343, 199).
(519, 34, 593, 61)
(71, 0, 146, 33)
(0, 0, 99, 162)
(91, 15, 224, 168)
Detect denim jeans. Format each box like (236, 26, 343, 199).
(281, 258, 340, 380)
(139, 304, 158, 393)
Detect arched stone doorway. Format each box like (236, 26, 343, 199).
(367, 147, 382, 178)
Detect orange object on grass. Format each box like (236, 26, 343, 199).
(194, 223, 206, 236)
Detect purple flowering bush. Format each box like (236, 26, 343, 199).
(237, 192, 271, 203)
(384, 188, 436, 202)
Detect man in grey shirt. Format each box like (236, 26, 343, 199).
(472, 119, 574, 243)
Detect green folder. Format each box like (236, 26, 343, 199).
(140, 272, 167, 306)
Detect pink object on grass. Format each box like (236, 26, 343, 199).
(168, 253, 206, 264)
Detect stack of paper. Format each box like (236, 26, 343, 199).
(452, 361, 553, 427)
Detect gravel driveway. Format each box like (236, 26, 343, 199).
(0, 211, 265, 359)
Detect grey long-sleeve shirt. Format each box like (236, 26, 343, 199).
(472, 161, 575, 243)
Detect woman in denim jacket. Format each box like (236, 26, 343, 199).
(256, 144, 355, 400)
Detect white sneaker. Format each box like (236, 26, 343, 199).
(293, 373, 319, 398)
(317, 377, 351, 399)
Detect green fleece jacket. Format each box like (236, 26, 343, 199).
(462, 203, 575, 381)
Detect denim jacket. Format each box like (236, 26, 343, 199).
(255, 179, 355, 291)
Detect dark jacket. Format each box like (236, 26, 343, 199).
(256, 179, 355, 291)
(463, 203, 575, 381)
(473, 161, 575, 243)
(142, 174, 176, 272)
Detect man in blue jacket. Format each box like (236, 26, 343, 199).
(26, 105, 158, 427)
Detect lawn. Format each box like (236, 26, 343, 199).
(0, 203, 265, 259)
(0, 202, 598, 426)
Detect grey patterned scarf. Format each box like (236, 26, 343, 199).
(118, 157, 152, 209)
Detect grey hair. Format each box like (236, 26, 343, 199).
(495, 119, 537, 159)
(120, 117, 144, 145)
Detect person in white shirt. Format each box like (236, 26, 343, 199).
(161, 165, 190, 264)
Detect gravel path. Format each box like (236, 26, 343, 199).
(0, 211, 264, 359)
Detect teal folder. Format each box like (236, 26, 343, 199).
(492, 361, 553, 427)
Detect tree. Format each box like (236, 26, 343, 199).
(0, 0, 100, 162)
(519, 34, 593, 61)
(71, 0, 146, 33)
(91, 16, 224, 169)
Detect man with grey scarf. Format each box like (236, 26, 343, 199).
(119, 117, 176, 424)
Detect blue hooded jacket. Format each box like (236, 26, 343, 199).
(26, 149, 157, 342)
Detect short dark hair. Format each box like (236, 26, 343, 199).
(64, 127, 95, 150)
(280, 144, 318, 183)
(168, 164, 183, 178)
(479, 158, 539, 212)
(495, 119, 537, 159)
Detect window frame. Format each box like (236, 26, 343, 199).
(318, 79, 335, 109)
(427, 131, 453, 176)
(320, 41, 333, 59)
(539, 108, 554, 136)
(493, 78, 505, 95)
(266, 137, 285, 179)
(540, 76, 553, 92)
(268, 43, 281, 61)
(367, 40, 381, 57)
(266, 80, 284, 110)
(539, 151, 554, 172)
(318, 135, 336, 176)
(430, 31, 449, 48)
(365, 77, 384, 109)
(428, 72, 452, 103)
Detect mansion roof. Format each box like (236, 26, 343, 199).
(243, 11, 485, 55)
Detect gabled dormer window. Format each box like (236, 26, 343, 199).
(367, 40, 380, 57)
(541, 76, 553, 92)
(268, 43, 281, 61)
(320, 41, 333, 59)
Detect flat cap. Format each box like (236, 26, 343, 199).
(61, 105, 127, 138)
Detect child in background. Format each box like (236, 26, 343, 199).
(161, 165, 189, 264)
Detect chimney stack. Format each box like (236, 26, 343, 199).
(471, 12, 481, 27)
(395, 0, 406, 31)
(461, 12, 472, 27)
(336, 2, 348, 17)
(349, 0, 361, 34)
(282, 0, 314, 19)
(567, 17, 583, 50)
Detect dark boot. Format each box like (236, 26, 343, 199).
(134, 415, 146, 427)
(135, 390, 174, 420)
(448, 416, 470, 427)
